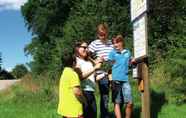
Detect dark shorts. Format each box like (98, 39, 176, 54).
(111, 81, 132, 104)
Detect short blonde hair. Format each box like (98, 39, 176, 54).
(97, 23, 108, 33)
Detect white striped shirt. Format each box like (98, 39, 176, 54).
(88, 39, 113, 61)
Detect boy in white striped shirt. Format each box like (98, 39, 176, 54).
(88, 23, 113, 118)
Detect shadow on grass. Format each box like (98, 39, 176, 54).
(133, 106, 141, 118)
(108, 104, 141, 118)
(151, 90, 166, 118)
(132, 90, 166, 118)
(107, 90, 166, 118)
(109, 112, 115, 118)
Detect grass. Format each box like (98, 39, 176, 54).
(0, 100, 58, 118)
(0, 74, 60, 118)
(158, 104, 186, 118)
(0, 74, 186, 118)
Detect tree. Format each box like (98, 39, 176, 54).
(21, 0, 76, 77)
(148, 0, 186, 63)
(0, 69, 15, 80)
(21, 0, 133, 79)
(21, 0, 186, 80)
(11, 64, 29, 79)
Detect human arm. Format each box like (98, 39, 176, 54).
(95, 50, 114, 81)
(69, 70, 87, 105)
(128, 50, 137, 68)
(73, 86, 87, 105)
(81, 62, 102, 79)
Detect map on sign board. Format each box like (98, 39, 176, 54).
(131, 0, 147, 21)
(133, 15, 147, 59)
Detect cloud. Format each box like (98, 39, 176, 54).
(6, 67, 13, 72)
(0, 0, 27, 11)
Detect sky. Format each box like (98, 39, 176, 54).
(0, 0, 32, 71)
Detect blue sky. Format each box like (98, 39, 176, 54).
(0, 0, 32, 71)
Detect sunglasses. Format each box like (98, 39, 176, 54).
(79, 46, 88, 49)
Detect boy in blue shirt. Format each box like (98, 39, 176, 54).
(108, 34, 135, 118)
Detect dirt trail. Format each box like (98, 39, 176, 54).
(0, 80, 20, 90)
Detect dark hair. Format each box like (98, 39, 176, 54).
(112, 34, 124, 44)
(74, 40, 86, 48)
(61, 50, 76, 67)
(74, 40, 88, 59)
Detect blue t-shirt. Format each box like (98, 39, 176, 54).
(108, 49, 131, 81)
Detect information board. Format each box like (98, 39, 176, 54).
(133, 15, 147, 59)
(131, 0, 147, 21)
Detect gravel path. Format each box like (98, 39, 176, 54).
(0, 80, 20, 90)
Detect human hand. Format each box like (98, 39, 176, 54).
(94, 62, 102, 70)
(130, 58, 137, 65)
(95, 57, 104, 64)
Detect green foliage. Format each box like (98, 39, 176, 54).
(21, 0, 186, 84)
(11, 64, 28, 79)
(158, 104, 186, 118)
(151, 48, 186, 104)
(148, 0, 186, 64)
(21, 0, 133, 79)
(0, 69, 15, 80)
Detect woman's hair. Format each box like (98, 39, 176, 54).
(74, 40, 89, 60)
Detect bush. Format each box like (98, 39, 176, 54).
(151, 48, 186, 104)
(11, 64, 29, 79)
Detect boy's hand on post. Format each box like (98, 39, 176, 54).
(131, 58, 137, 65)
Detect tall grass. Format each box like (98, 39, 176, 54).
(0, 73, 186, 118)
(0, 74, 60, 118)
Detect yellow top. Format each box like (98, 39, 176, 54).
(57, 67, 83, 117)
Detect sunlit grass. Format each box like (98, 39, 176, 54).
(0, 74, 185, 118)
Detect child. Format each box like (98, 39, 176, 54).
(88, 23, 113, 118)
(57, 52, 85, 118)
(108, 34, 135, 118)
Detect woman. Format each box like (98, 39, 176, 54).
(75, 41, 102, 118)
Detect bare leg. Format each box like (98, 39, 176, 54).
(114, 103, 122, 118)
(125, 102, 133, 118)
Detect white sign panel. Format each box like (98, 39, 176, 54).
(133, 15, 147, 59)
(132, 67, 138, 78)
(131, 0, 147, 21)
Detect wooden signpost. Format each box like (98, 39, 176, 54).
(130, 0, 150, 118)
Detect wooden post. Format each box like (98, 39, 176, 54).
(141, 62, 150, 118)
(141, 13, 150, 118)
(143, 13, 150, 118)
(130, 0, 150, 117)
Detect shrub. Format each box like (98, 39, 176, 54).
(151, 48, 186, 104)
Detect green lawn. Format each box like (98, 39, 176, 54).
(0, 85, 60, 118)
(158, 104, 186, 118)
(0, 80, 186, 118)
